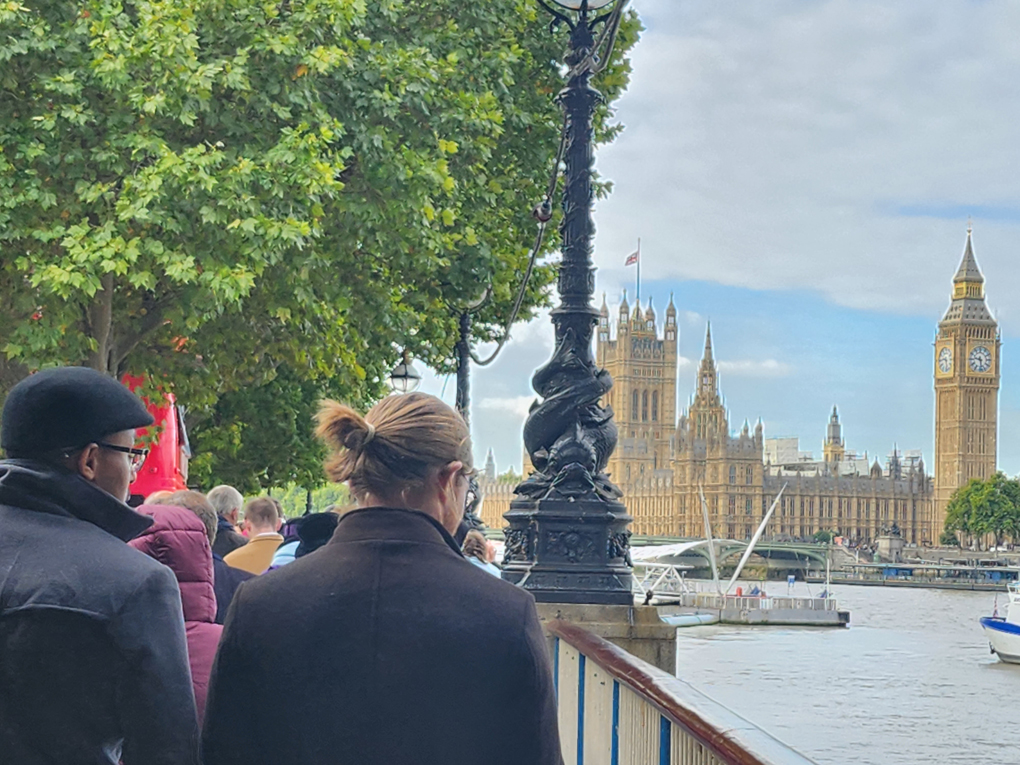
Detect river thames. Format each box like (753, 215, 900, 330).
(674, 584, 1018, 764)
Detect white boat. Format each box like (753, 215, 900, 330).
(980, 582, 1020, 664)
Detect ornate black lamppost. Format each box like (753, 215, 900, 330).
(501, 0, 633, 604)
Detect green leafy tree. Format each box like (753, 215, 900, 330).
(812, 529, 835, 544)
(944, 473, 1020, 549)
(0, 0, 640, 487)
(939, 529, 961, 547)
(273, 482, 351, 519)
(497, 466, 522, 484)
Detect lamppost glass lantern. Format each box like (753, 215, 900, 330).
(388, 350, 421, 394)
(549, 0, 615, 9)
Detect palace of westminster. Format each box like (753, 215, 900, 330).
(479, 229, 1002, 545)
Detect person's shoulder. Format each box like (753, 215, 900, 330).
(453, 556, 536, 608)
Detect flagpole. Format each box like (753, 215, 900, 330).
(636, 237, 641, 304)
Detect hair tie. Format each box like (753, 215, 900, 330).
(363, 422, 376, 445)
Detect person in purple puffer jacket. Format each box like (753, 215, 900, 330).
(129, 504, 223, 722)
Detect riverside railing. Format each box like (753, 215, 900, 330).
(548, 620, 816, 765)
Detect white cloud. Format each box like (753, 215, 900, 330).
(479, 395, 536, 419)
(592, 0, 1020, 332)
(474, 308, 555, 359)
(717, 359, 793, 378)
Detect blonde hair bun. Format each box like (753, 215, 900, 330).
(315, 393, 472, 500)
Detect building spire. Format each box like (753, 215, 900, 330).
(703, 322, 714, 362)
(954, 225, 984, 285)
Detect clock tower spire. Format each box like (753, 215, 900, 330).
(933, 226, 1000, 539)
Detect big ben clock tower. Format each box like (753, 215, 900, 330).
(933, 225, 1001, 534)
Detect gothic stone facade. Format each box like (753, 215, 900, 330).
(479, 232, 996, 545)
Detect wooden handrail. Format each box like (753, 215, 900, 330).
(547, 619, 815, 765)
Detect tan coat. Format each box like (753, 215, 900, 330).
(223, 533, 284, 575)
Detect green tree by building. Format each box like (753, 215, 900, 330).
(943, 472, 1020, 549)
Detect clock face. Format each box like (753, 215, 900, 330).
(938, 347, 953, 374)
(969, 345, 992, 373)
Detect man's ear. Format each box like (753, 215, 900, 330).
(75, 444, 101, 482)
(436, 461, 463, 504)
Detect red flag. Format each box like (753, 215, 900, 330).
(624, 250, 639, 266)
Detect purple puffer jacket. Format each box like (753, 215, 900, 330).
(129, 504, 223, 723)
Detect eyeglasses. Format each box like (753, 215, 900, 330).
(97, 443, 150, 472)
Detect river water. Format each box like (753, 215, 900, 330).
(673, 583, 1019, 764)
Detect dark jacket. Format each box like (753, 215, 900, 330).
(0, 460, 200, 765)
(213, 554, 254, 624)
(212, 516, 247, 558)
(130, 505, 224, 722)
(203, 507, 562, 765)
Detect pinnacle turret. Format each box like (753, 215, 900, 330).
(941, 225, 993, 324)
(954, 226, 984, 285)
(702, 322, 714, 362)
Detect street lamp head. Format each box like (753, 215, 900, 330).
(548, 0, 615, 9)
(388, 350, 422, 394)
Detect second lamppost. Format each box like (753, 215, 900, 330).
(501, 0, 633, 604)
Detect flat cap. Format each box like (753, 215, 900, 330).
(2, 367, 154, 457)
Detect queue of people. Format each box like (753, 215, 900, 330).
(0, 367, 563, 764)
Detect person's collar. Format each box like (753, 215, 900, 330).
(331, 506, 463, 557)
(0, 458, 153, 542)
(252, 530, 282, 539)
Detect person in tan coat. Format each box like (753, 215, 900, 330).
(223, 498, 282, 575)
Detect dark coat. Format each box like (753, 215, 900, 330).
(213, 554, 254, 625)
(130, 505, 224, 722)
(0, 460, 200, 765)
(203, 507, 563, 765)
(212, 516, 247, 558)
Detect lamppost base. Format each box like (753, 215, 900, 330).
(501, 496, 634, 606)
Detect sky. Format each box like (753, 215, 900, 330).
(419, 0, 1020, 477)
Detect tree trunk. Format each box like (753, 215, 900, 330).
(86, 274, 115, 375)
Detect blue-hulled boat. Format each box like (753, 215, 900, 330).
(981, 582, 1020, 664)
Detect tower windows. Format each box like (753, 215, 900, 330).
(745, 466, 753, 484)
(641, 391, 648, 421)
(632, 391, 639, 421)
(745, 496, 753, 514)
(729, 465, 736, 485)
(652, 391, 659, 421)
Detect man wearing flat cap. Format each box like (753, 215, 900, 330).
(0, 367, 200, 764)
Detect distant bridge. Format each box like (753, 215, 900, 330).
(631, 538, 833, 572)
